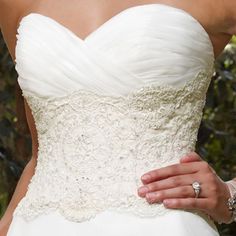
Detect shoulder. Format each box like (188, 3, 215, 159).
(0, 0, 17, 24)
(0, 1, 20, 32)
(0, 1, 20, 59)
(0, 0, 34, 60)
(0, 0, 8, 26)
(214, 1, 236, 35)
(0, 0, 34, 29)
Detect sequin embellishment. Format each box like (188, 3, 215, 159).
(13, 68, 214, 222)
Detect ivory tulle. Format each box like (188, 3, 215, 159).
(8, 3, 218, 235)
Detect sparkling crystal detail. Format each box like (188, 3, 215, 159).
(13, 68, 214, 223)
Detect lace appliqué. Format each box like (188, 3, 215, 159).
(13, 68, 214, 222)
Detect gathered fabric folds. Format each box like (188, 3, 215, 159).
(8, 3, 218, 236)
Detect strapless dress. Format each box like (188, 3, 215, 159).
(7, 3, 219, 236)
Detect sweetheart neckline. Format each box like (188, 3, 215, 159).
(16, 3, 215, 60)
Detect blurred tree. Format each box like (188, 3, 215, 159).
(196, 36, 236, 235)
(0, 32, 31, 217)
(0, 32, 236, 235)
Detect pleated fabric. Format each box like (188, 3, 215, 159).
(15, 3, 214, 98)
(8, 3, 217, 236)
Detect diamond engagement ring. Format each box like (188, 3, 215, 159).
(192, 181, 201, 198)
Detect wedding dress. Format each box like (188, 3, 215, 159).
(7, 3, 219, 236)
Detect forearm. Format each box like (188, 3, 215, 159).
(0, 157, 37, 227)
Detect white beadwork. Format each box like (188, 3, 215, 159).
(13, 68, 214, 222)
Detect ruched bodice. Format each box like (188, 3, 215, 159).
(13, 3, 215, 223)
(15, 3, 214, 97)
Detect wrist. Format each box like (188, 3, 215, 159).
(225, 180, 236, 224)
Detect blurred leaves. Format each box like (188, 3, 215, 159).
(197, 39, 236, 182)
(0, 31, 236, 234)
(0, 32, 29, 217)
(196, 37, 236, 234)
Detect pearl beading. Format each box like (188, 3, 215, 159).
(13, 67, 215, 223)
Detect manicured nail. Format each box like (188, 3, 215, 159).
(142, 174, 151, 181)
(163, 199, 172, 206)
(146, 192, 155, 198)
(138, 186, 149, 194)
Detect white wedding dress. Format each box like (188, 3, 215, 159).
(7, 3, 219, 236)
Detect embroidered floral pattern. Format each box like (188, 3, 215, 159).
(13, 67, 215, 222)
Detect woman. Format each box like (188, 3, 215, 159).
(0, 0, 236, 235)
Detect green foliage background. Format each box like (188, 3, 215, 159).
(0, 33, 236, 235)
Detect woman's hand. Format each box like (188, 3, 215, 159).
(137, 151, 232, 224)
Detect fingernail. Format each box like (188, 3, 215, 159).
(141, 174, 150, 181)
(138, 186, 149, 194)
(163, 199, 172, 206)
(146, 192, 155, 198)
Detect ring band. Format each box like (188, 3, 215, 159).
(192, 181, 201, 198)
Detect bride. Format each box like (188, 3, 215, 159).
(0, 0, 236, 235)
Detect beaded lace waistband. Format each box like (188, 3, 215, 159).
(13, 69, 214, 222)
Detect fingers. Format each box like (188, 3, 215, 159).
(138, 174, 197, 197)
(163, 198, 211, 212)
(137, 151, 227, 222)
(139, 180, 208, 202)
(141, 162, 202, 184)
(144, 186, 197, 204)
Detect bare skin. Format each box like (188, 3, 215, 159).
(0, 0, 235, 61)
(0, 0, 236, 234)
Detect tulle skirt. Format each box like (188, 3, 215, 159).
(7, 209, 219, 236)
